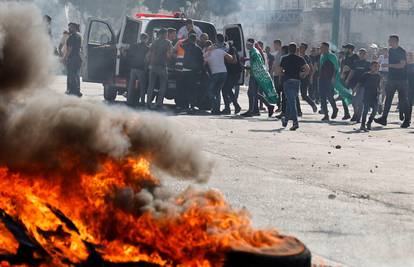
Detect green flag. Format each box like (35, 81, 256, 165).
(249, 48, 278, 104)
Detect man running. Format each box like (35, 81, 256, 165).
(279, 42, 310, 131)
(319, 42, 339, 121)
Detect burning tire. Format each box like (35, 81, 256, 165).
(224, 237, 311, 267)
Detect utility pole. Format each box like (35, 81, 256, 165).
(331, 0, 340, 47)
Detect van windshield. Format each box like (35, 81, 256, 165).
(145, 19, 217, 43)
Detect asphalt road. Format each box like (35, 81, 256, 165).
(52, 76, 414, 267)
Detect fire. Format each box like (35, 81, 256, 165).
(0, 157, 293, 266)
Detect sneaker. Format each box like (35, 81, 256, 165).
(321, 116, 330, 122)
(290, 123, 299, 131)
(268, 105, 275, 118)
(342, 114, 351, 120)
(401, 121, 411, 128)
(234, 104, 242, 115)
(331, 108, 339, 119)
(374, 117, 387, 126)
(221, 108, 231, 115)
(282, 118, 288, 127)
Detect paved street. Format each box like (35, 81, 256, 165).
(52, 76, 414, 267)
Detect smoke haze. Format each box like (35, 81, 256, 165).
(0, 2, 212, 184)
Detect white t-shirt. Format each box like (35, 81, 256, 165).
(177, 25, 203, 39)
(378, 55, 389, 72)
(204, 48, 228, 74)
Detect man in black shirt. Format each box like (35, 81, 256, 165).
(340, 43, 359, 120)
(298, 43, 318, 114)
(126, 33, 150, 107)
(65, 22, 82, 97)
(359, 62, 381, 131)
(347, 48, 371, 123)
(146, 28, 173, 109)
(182, 33, 204, 113)
(319, 42, 339, 121)
(280, 43, 310, 131)
(222, 41, 242, 115)
(375, 35, 410, 128)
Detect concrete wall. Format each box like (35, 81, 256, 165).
(210, 7, 414, 51)
(348, 9, 414, 51)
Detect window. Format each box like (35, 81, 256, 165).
(88, 21, 112, 45)
(122, 20, 141, 45)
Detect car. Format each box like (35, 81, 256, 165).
(81, 13, 245, 104)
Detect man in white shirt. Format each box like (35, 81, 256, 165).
(177, 19, 203, 40)
(204, 34, 234, 114)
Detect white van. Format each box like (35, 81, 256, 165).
(81, 13, 245, 104)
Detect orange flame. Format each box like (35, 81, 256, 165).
(0, 157, 293, 266)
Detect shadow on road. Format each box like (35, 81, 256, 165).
(249, 128, 285, 133)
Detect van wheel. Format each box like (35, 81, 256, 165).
(104, 85, 117, 102)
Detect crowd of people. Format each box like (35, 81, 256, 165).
(53, 16, 414, 132)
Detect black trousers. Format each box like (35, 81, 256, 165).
(248, 78, 272, 113)
(67, 63, 81, 95)
(361, 101, 378, 125)
(319, 79, 337, 116)
(274, 76, 282, 108)
(222, 72, 240, 109)
(382, 79, 410, 122)
(182, 70, 199, 109)
(297, 78, 316, 114)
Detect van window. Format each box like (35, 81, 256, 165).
(225, 27, 242, 52)
(122, 20, 141, 45)
(89, 21, 112, 45)
(145, 19, 217, 43)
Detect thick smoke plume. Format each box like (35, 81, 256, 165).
(0, 2, 212, 183)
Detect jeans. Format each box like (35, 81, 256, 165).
(127, 68, 147, 106)
(319, 79, 338, 116)
(361, 101, 378, 125)
(207, 72, 227, 113)
(382, 79, 409, 121)
(67, 64, 81, 95)
(147, 65, 168, 107)
(222, 73, 240, 109)
(283, 79, 300, 123)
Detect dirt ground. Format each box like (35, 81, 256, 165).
(52, 76, 414, 267)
